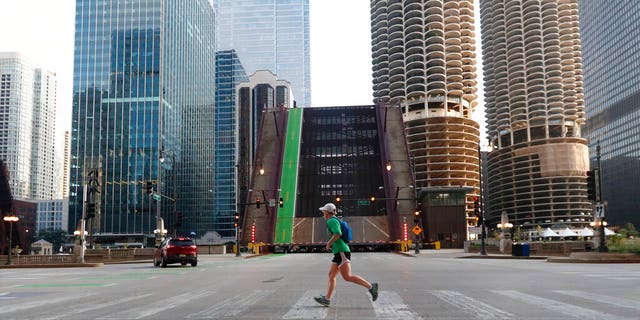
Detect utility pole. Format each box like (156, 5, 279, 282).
(478, 144, 487, 256)
(596, 143, 608, 252)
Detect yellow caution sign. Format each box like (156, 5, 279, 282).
(412, 225, 423, 235)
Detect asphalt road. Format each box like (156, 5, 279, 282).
(0, 251, 638, 319)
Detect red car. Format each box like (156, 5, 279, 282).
(153, 237, 198, 267)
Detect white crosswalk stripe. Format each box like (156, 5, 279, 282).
(492, 290, 628, 320)
(0, 292, 97, 315)
(97, 290, 211, 320)
(282, 290, 329, 319)
(554, 290, 640, 311)
(372, 291, 422, 320)
(187, 290, 274, 319)
(40, 294, 154, 320)
(429, 290, 513, 320)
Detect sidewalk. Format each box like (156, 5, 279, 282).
(397, 249, 640, 263)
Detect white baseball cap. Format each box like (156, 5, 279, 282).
(319, 203, 336, 213)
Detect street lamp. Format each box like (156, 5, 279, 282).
(153, 228, 168, 240)
(3, 215, 19, 265)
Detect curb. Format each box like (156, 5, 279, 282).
(0, 263, 104, 269)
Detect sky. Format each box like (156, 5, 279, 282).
(0, 0, 485, 143)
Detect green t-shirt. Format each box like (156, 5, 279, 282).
(328, 217, 350, 254)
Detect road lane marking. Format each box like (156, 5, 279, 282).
(372, 291, 422, 320)
(187, 290, 273, 319)
(554, 290, 640, 311)
(282, 290, 329, 319)
(0, 293, 97, 314)
(430, 290, 513, 320)
(97, 290, 210, 319)
(40, 293, 153, 320)
(492, 290, 627, 320)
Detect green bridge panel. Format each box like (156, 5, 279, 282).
(274, 108, 303, 244)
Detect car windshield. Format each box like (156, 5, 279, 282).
(169, 239, 194, 246)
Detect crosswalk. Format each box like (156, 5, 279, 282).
(0, 288, 637, 319)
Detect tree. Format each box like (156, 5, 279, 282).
(37, 229, 68, 251)
(623, 223, 638, 238)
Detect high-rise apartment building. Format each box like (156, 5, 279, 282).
(480, 0, 591, 228)
(215, 0, 310, 108)
(214, 50, 248, 238)
(0, 52, 58, 200)
(580, 1, 640, 226)
(70, 0, 216, 242)
(369, 1, 481, 225)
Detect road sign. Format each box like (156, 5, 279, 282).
(357, 200, 371, 206)
(152, 194, 161, 201)
(412, 225, 423, 235)
(595, 203, 605, 218)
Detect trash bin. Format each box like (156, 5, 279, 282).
(512, 242, 530, 257)
(585, 242, 592, 252)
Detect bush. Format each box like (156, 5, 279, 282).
(608, 238, 640, 254)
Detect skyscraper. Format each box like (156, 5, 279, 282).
(580, 0, 640, 226)
(70, 0, 216, 242)
(480, 0, 591, 228)
(214, 50, 248, 237)
(369, 1, 481, 225)
(215, 0, 310, 108)
(0, 52, 58, 200)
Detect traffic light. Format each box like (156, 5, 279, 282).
(587, 170, 597, 201)
(145, 181, 153, 194)
(370, 196, 376, 202)
(413, 208, 421, 224)
(473, 196, 480, 214)
(335, 195, 341, 203)
(256, 198, 261, 208)
(86, 203, 96, 219)
(234, 213, 240, 228)
(176, 211, 183, 227)
(279, 197, 284, 208)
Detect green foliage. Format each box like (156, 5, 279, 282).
(608, 238, 640, 254)
(616, 223, 638, 238)
(37, 229, 68, 251)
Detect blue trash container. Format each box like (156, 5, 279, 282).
(520, 242, 530, 256)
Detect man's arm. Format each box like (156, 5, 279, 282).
(326, 234, 341, 251)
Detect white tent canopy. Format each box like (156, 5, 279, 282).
(580, 227, 594, 237)
(604, 227, 616, 236)
(541, 228, 560, 237)
(559, 227, 578, 237)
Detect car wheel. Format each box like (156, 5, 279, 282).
(161, 255, 167, 268)
(153, 256, 160, 267)
(191, 260, 197, 267)
(181, 262, 187, 266)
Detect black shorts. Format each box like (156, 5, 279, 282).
(331, 252, 351, 267)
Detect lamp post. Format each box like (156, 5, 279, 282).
(73, 229, 87, 264)
(4, 215, 19, 265)
(497, 222, 513, 253)
(590, 220, 608, 252)
(160, 152, 177, 236)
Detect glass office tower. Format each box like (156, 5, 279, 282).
(214, 50, 248, 238)
(580, 1, 640, 226)
(480, 0, 591, 228)
(70, 0, 216, 241)
(215, 0, 310, 107)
